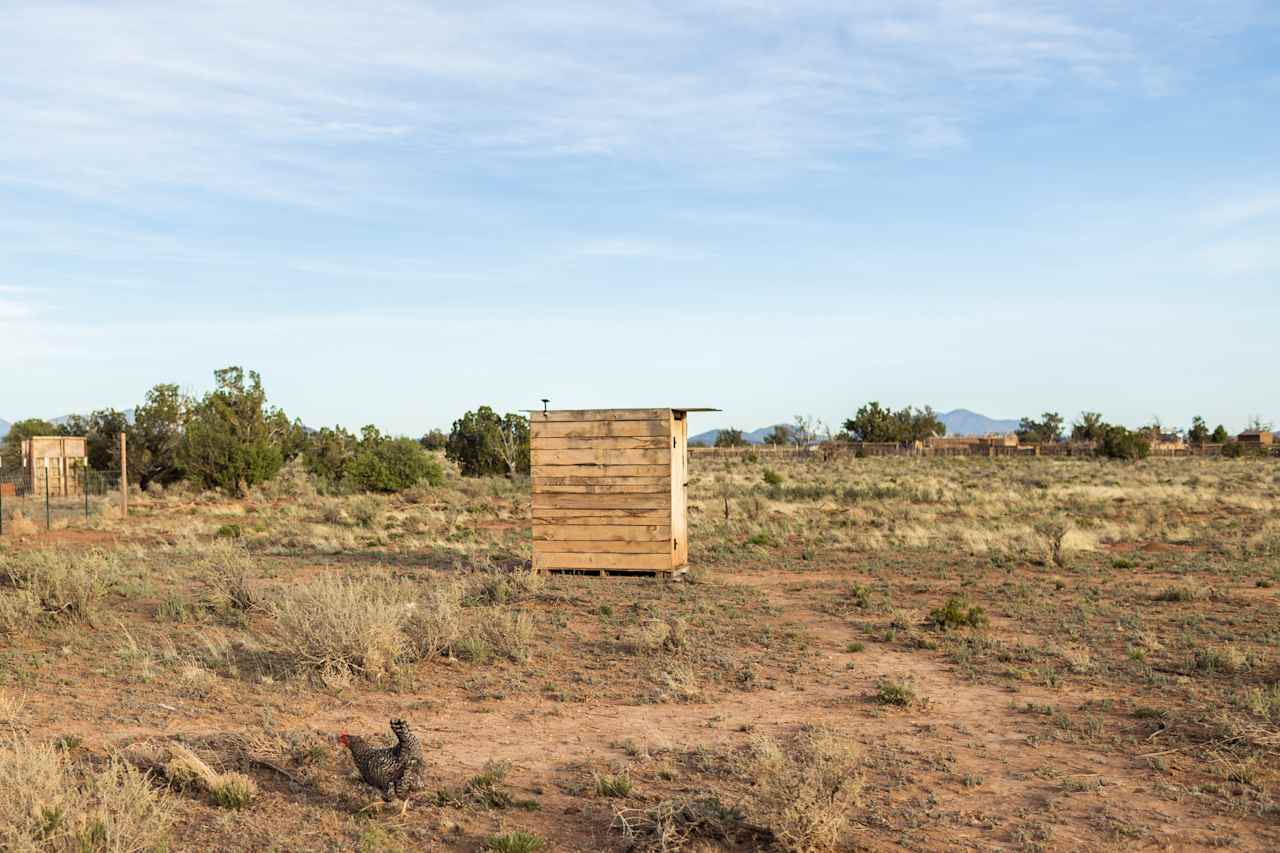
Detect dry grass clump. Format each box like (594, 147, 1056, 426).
(195, 540, 260, 615)
(1192, 645, 1254, 675)
(629, 617, 689, 654)
(462, 568, 546, 607)
(0, 589, 42, 636)
(4, 511, 39, 537)
(649, 663, 705, 704)
(0, 738, 173, 851)
(161, 743, 258, 809)
(268, 575, 407, 684)
(613, 795, 753, 852)
(874, 677, 917, 707)
(435, 760, 539, 810)
(1154, 581, 1210, 603)
(348, 495, 383, 529)
(472, 607, 534, 662)
(1242, 683, 1280, 722)
(0, 692, 28, 734)
(250, 458, 318, 500)
(269, 571, 540, 679)
(1060, 645, 1094, 674)
(737, 726, 863, 853)
(594, 771, 634, 798)
(1, 548, 119, 628)
(404, 580, 464, 659)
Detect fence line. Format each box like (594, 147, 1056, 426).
(0, 467, 122, 535)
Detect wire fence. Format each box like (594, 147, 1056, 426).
(0, 467, 121, 534)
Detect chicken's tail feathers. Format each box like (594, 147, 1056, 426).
(390, 718, 413, 742)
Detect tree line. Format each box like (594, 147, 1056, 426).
(1, 367, 533, 496)
(699, 402, 1273, 462)
(705, 404, 947, 448)
(1015, 411, 1272, 460)
(7, 377, 1268, 495)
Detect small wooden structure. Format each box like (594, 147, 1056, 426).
(1237, 431, 1274, 447)
(21, 436, 88, 496)
(530, 407, 716, 577)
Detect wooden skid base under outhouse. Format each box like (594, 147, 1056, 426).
(539, 566, 688, 580)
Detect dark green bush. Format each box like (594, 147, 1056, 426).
(446, 406, 530, 477)
(419, 429, 448, 451)
(1099, 426, 1150, 461)
(345, 428, 443, 492)
(714, 428, 748, 448)
(302, 426, 357, 489)
(303, 425, 442, 493)
(929, 597, 988, 630)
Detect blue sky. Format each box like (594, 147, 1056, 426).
(3, 1, 1277, 436)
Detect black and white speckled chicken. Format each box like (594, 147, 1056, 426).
(339, 719, 425, 813)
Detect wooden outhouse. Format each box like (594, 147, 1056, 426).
(530, 408, 716, 577)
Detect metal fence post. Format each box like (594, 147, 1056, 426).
(45, 468, 51, 531)
(84, 467, 90, 521)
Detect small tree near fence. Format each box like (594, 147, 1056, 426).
(843, 402, 945, 444)
(1071, 412, 1106, 443)
(790, 414, 827, 449)
(762, 425, 792, 446)
(1017, 412, 1064, 444)
(714, 428, 748, 448)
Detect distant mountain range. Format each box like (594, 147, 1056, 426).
(937, 409, 1021, 436)
(689, 424, 790, 446)
(690, 409, 1022, 445)
(0, 419, 9, 439)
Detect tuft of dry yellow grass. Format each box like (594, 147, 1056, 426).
(0, 738, 173, 851)
(737, 726, 864, 853)
(268, 575, 408, 684)
(162, 743, 258, 809)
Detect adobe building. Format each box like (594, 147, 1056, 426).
(1237, 431, 1274, 447)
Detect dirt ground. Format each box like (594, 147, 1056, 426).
(1, 457, 1278, 851)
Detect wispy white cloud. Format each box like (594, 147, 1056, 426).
(0, 290, 38, 321)
(0, 0, 1251, 211)
(1198, 239, 1280, 278)
(1202, 194, 1280, 228)
(572, 239, 686, 259)
(903, 115, 968, 153)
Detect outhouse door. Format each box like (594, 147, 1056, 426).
(670, 411, 689, 569)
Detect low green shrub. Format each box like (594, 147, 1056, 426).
(928, 597, 988, 630)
